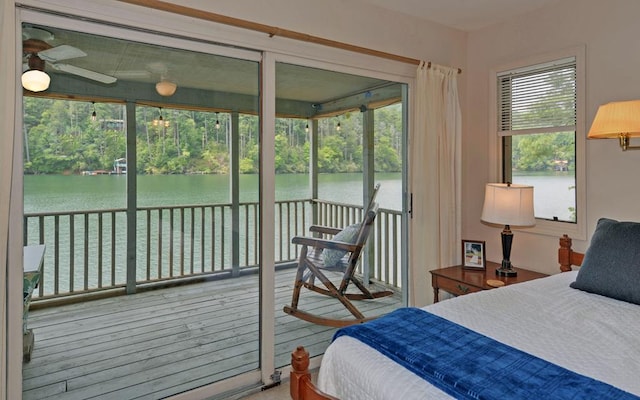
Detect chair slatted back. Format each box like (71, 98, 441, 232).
(346, 202, 378, 265)
(344, 183, 380, 270)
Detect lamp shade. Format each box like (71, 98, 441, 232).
(588, 100, 640, 139)
(481, 183, 535, 227)
(156, 80, 177, 96)
(21, 69, 50, 92)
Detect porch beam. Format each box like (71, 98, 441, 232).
(309, 119, 319, 225)
(36, 73, 315, 118)
(230, 111, 240, 277)
(362, 107, 375, 285)
(125, 101, 137, 294)
(311, 83, 402, 118)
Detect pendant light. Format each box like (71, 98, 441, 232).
(22, 54, 50, 92)
(91, 102, 97, 122)
(155, 79, 177, 96)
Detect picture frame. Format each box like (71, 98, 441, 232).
(462, 240, 486, 270)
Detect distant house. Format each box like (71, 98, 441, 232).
(113, 158, 127, 174)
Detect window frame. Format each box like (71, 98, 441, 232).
(489, 46, 586, 240)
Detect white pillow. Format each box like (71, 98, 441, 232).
(322, 223, 360, 267)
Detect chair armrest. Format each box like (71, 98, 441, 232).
(309, 225, 342, 236)
(292, 236, 358, 252)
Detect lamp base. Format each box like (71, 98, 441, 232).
(495, 267, 517, 277)
(496, 260, 517, 277)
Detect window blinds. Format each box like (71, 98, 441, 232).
(498, 57, 576, 136)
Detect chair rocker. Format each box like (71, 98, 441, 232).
(283, 186, 393, 327)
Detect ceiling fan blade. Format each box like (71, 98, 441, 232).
(49, 63, 117, 84)
(114, 70, 151, 79)
(39, 45, 86, 62)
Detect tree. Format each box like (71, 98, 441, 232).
(24, 98, 405, 176)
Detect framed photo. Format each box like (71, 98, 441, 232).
(462, 240, 486, 270)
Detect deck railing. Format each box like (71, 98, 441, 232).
(23, 199, 402, 302)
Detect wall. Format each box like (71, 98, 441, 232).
(464, 0, 640, 275)
(176, 0, 467, 69)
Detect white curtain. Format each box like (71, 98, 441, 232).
(409, 62, 462, 307)
(0, 1, 22, 398)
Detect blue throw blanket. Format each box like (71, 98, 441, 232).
(334, 307, 639, 400)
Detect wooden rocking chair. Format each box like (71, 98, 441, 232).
(283, 184, 393, 327)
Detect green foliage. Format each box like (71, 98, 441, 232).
(23, 98, 404, 175)
(511, 132, 575, 172)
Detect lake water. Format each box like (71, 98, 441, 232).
(513, 171, 575, 221)
(24, 171, 574, 219)
(24, 173, 404, 213)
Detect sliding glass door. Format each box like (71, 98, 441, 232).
(273, 61, 408, 367)
(19, 13, 263, 399)
(18, 6, 410, 398)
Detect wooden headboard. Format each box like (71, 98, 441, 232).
(558, 234, 585, 272)
(290, 234, 587, 400)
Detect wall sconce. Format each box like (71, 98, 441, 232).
(588, 100, 640, 151)
(481, 183, 535, 277)
(215, 112, 220, 129)
(22, 54, 50, 92)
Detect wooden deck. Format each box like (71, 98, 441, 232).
(22, 267, 401, 400)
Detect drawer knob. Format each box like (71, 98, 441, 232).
(456, 284, 469, 294)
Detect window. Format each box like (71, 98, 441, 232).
(497, 52, 584, 237)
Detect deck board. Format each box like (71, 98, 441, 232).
(23, 267, 401, 400)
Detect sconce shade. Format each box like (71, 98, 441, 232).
(481, 183, 535, 227)
(588, 100, 640, 139)
(156, 80, 177, 96)
(21, 69, 50, 92)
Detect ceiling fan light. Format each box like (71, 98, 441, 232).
(156, 80, 177, 96)
(22, 69, 50, 92)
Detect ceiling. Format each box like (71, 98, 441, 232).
(22, 24, 398, 118)
(356, 0, 559, 31)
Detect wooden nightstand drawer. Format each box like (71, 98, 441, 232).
(430, 262, 548, 303)
(433, 276, 482, 297)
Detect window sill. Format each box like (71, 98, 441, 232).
(520, 218, 586, 241)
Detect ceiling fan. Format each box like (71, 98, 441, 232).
(22, 27, 117, 92)
(115, 61, 178, 97)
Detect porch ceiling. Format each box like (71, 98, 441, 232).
(22, 24, 401, 118)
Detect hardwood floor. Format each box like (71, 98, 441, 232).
(23, 268, 400, 399)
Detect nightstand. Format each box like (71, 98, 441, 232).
(430, 261, 548, 303)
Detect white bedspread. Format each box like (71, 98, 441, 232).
(317, 271, 640, 399)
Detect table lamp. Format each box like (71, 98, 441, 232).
(481, 183, 535, 277)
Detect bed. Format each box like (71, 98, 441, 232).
(289, 219, 640, 400)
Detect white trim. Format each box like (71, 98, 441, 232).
(19, 9, 262, 62)
(164, 370, 262, 400)
(489, 45, 587, 240)
(3, 5, 23, 398)
(260, 51, 277, 386)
